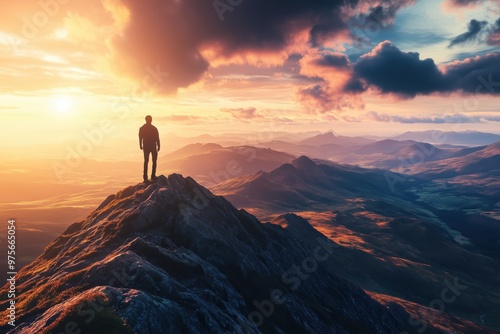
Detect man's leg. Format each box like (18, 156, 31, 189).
(143, 150, 150, 181)
(151, 149, 158, 179)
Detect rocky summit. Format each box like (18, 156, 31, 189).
(1, 174, 437, 333)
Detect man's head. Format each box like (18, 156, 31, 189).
(145, 115, 153, 124)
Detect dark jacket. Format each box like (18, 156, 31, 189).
(139, 124, 160, 151)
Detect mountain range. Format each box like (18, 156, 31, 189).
(392, 131, 500, 146)
(159, 144, 294, 186)
(212, 156, 500, 331)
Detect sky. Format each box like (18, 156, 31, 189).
(0, 0, 499, 151)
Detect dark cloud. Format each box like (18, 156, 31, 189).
(309, 0, 414, 44)
(108, 0, 363, 94)
(297, 84, 364, 112)
(297, 84, 332, 112)
(350, 41, 449, 97)
(298, 41, 500, 109)
(313, 54, 350, 68)
(448, 19, 488, 48)
(353, 42, 500, 97)
(442, 52, 500, 94)
(487, 18, 500, 46)
(347, 0, 416, 35)
(107, 0, 418, 94)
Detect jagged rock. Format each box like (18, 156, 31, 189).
(1, 174, 435, 333)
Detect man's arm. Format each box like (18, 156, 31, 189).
(139, 128, 143, 150)
(156, 128, 160, 151)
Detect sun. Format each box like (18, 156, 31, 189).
(53, 96, 74, 116)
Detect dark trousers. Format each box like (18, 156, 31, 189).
(143, 148, 158, 177)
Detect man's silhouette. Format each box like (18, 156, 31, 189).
(139, 115, 160, 182)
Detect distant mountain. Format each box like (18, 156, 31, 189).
(411, 141, 500, 179)
(322, 139, 486, 171)
(255, 140, 346, 160)
(212, 156, 400, 212)
(299, 132, 373, 147)
(163, 143, 223, 160)
(0, 175, 434, 333)
(160, 144, 294, 186)
(361, 142, 474, 171)
(393, 130, 500, 146)
(352, 139, 417, 155)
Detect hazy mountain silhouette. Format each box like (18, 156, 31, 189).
(163, 143, 224, 160)
(0, 175, 440, 333)
(159, 144, 295, 186)
(349, 141, 483, 171)
(253, 136, 489, 170)
(298, 132, 373, 147)
(309, 139, 489, 171)
(212, 156, 409, 212)
(412, 141, 500, 178)
(392, 130, 500, 146)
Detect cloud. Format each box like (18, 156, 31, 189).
(442, 52, 500, 94)
(104, 0, 366, 94)
(296, 50, 364, 112)
(103, 0, 420, 95)
(487, 18, 500, 46)
(348, 111, 500, 123)
(221, 107, 260, 119)
(351, 41, 500, 97)
(351, 41, 449, 97)
(297, 84, 334, 112)
(448, 19, 488, 48)
(296, 41, 500, 111)
(0, 0, 417, 97)
(297, 84, 364, 112)
(360, 43, 500, 97)
(299, 51, 353, 89)
(298, 41, 448, 103)
(442, 0, 486, 10)
(347, 0, 416, 30)
(311, 53, 350, 69)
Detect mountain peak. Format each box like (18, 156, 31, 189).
(292, 155, 317, 170)
(1, 174, 420, 333)
(85, 174, 215, 232)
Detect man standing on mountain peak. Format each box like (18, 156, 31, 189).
(139, 115, 160, 182)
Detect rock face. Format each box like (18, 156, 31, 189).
(1, 174, 430, 333)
